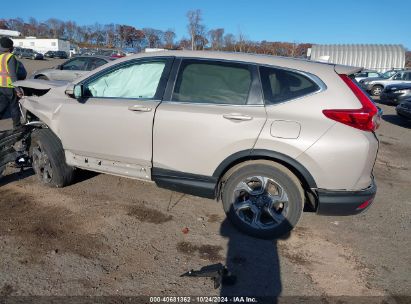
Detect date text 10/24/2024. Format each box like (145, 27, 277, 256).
(150, 296, 258, 303)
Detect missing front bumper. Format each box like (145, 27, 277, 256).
(0, 126, 33, 175)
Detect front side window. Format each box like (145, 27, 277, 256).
(173, 60, 252, 105)
(392, 73, 404, 80)
(260, 66, 320, 104)
(85, 60, 166, 99)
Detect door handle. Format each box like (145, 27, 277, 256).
(223, 113, 253, 121)
(128, 105, 152, 112)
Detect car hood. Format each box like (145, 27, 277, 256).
(14, 79, 69, 90)
(16, 79, 74, 134)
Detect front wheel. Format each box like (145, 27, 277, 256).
(371, 85, 383, 96)
(222, 160, 304, 239)
(30, 129, 74, 187)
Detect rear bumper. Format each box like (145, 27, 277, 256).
(316, 179, 377, 215)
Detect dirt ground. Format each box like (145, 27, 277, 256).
(0, 59, 410, 300)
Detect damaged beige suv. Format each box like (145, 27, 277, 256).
(14, 51, 380, 238)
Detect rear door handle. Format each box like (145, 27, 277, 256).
(128, 105, 152, 112)
(223, 113, 253, 121)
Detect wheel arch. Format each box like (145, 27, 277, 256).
(213, 149, 318, 198)
(33, 74, 48, 79)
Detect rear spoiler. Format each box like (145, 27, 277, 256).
(334, 64, 363, 75)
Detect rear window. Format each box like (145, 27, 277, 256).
(259, 66, 320, 104)
(173, 60, 252, 105)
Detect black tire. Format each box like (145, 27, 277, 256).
(221, 160, 304, 239)
(36, 75, 49, 80)
(371, 85, 383, 96)
(30, 129, 74, 188)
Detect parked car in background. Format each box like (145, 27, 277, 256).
(380, 83, 411, 105)
(13, 48, 43, 60)
(32, 55, 114, 81)
(15, 51, 380, 239)
(359, 70, 411, 96)
(354, 70, 381, 82)
(69, 47, 78, 58)
(396, 98, 411, 119)
(44, 51, 56, 58)
(54, 51, 68, 59)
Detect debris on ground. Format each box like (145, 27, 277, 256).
(181, 263, 236, 289)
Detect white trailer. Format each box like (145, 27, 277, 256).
(0, 29, 21, 37)
(11, 37, 70, 55)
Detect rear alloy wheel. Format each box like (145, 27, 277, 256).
(30, 129, 74, 187)
(222, 161, 303, 239)
(36, 75, 49, 80)
(371, 85, 383, 96)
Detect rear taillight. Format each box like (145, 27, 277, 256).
(356, 198, 374, 210)
(323, 74, 380, 132)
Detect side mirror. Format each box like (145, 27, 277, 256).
(65, 84, 74, 97)
(56, 65, 63, 70)
(74, 85, 83, 99)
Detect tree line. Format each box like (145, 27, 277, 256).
(1, 10, 410, 63)
(0, 10, 311, 57)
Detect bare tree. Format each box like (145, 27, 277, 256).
(164, 29, 176, 49)
(237, 30, 248, 52)
(186, 9, 203, 50)
(142, 28, 163, 48)
(223, 33, 236, 50)
(64, 20, 77, 42)
(104, 23, 116, 48)
(208, 28, 224, 50)
(45, 18, 64, 38)
(178, 38, 191, 50)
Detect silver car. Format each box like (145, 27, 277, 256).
(360, 70, 411, 96)
(14, 51, 380, 239)
(354, 70, 381, 82)
(32, 55, 113, 81)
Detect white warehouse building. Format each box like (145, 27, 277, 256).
(309, 44, 405, 72)
(11, 37, 70, 55)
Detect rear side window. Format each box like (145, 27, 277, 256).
(62, 58, 88, 71)
(259, 66, 320, 104)
(173, 60, 252, 105)
(87, 58, 108, 70)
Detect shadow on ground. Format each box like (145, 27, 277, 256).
(220, 218, 287, 300)
(382, 114, 411, 129)
(71, 169, 100, 185)
(0, 168, 34, 187)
